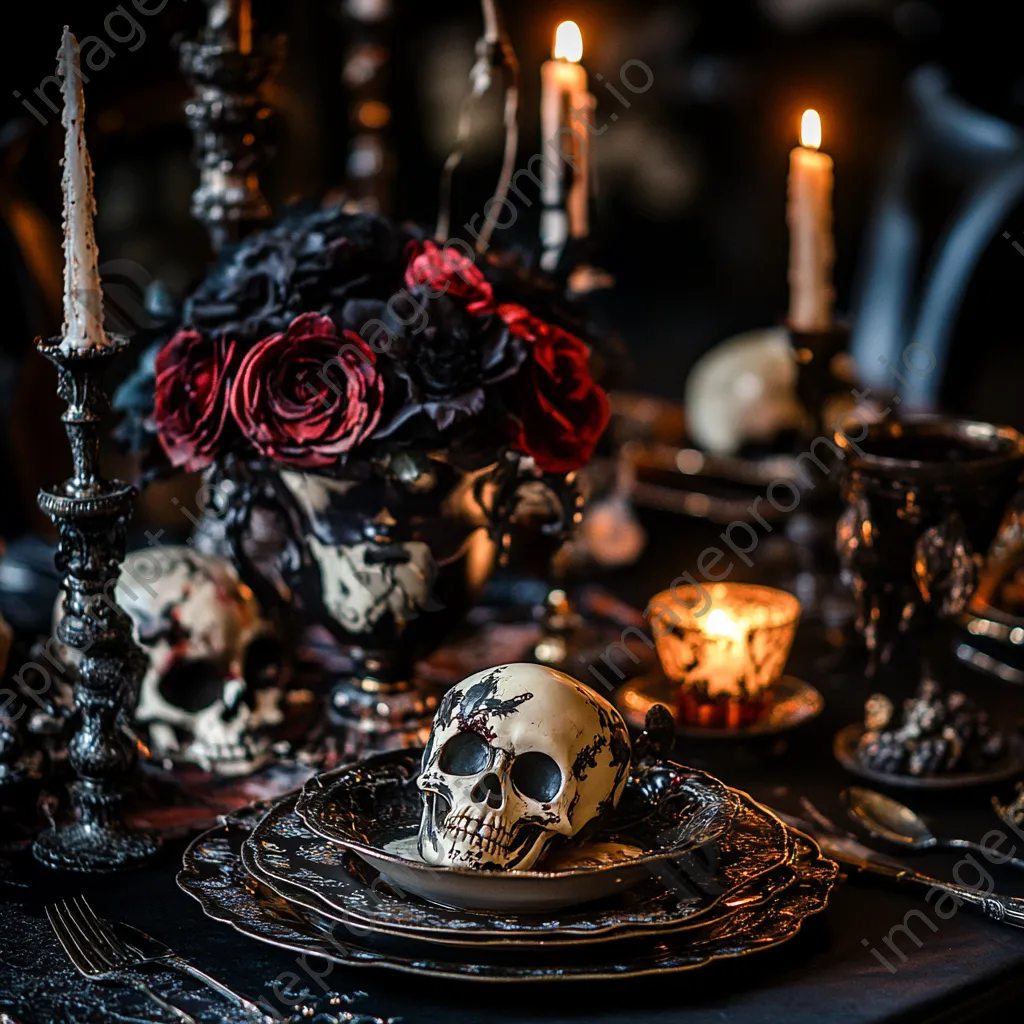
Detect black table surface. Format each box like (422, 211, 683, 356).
(3, 511, 1024, 1024)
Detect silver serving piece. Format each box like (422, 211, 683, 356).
(773, 807, 1024, 929)
(845, 786, 1024, 868)
(244, 787, 785, 942)
(112, 920, 268, 1021)
(180, 0, 281, 251)
(46, 899, 195, 1024)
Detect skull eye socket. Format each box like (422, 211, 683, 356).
(511, 751, 562, 802)
(158, 659, 228, 713)
(438, 731, 491, 775)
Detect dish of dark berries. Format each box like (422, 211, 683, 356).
(833, 681, 1024, 789)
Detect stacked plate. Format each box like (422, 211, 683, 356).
(177, 750, 838, 982)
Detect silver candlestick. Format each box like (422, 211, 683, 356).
(180, 0, 280, 251)
(32, 334, 160, 872)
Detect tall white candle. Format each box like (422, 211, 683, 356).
(540, 21, 590, 272)
(787, 109, 834, 333)
(567, 90, 596, 242)
(59, 26, 110, 354)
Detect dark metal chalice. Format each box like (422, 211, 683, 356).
(834, 416, 1024, 682)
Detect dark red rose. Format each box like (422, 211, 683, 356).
(498, 304, 610, 473)
(404, 240, 494, 314)
(230, 313, 384, 468)
(155, 329, 236, 472)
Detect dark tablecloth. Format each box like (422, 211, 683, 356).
(3, 511, 1024, 1023)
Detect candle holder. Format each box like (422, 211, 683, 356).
(783, 322, 859, 635)
(339, 0, 393, 210)
(32, 334, 160, 872)
(180, 0, 281, 251)
(646, 583, 801, 730)
(787, 323, 851, 434)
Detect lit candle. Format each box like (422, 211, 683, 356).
(238, 0, 253, 55)
(787, 109, 834, 333)
(540, 20, 592, 271)
(59, 26, 110, 354)
(696, 608, 748, 695)
(647, 582, 801, 729)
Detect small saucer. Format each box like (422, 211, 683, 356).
(833, 723, 1024, 790)
(616, 672, 824, 739)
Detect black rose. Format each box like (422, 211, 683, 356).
(343, 290, 525, 435)
(185, 205, 410, 344)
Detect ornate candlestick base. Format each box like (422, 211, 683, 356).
(328, 675, 437, 759)
(32, 336, 160, 872)
(318, 646, 436, 759)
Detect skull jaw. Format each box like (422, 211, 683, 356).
(145, 720, 278, 777)
(417, 791, 552, 871)
(141, 681, 284, 777)
(186, 734, 276, 777)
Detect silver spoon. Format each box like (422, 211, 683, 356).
(844, 786, 1024, 869)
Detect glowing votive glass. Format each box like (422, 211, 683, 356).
(646, 583, 801, 729)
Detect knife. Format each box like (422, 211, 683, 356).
(769, 807, 1024, 929)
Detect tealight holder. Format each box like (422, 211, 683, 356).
(646, 583, 801, 729)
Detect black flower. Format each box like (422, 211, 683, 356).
(343, 289, 525, 435)
(185, 205, 410, 344)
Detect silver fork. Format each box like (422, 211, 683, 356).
(46, 900, 196, 1024)
(67, 897, 269, 1022)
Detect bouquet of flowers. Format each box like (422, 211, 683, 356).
(119, 205, 610, 478)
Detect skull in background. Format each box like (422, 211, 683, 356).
(417, 664, 632, 871)
(684, 327, 807, 456)
(56, 546, 286, 775)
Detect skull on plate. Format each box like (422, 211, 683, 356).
(56, 546, 286, 775)
(417, 664, 632, 871)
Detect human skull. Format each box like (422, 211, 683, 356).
(685, 327, 807, 455)
(417, 664, 632, 871)
(56, 546, 285, 775)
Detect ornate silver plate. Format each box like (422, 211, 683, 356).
(178, 808, 837, 982)
(243, 790, 793, 945)
(293, 750, 736, 911)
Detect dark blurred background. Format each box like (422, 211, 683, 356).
(1, 0, 1023, 546)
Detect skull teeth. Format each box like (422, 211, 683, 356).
(441, 812, 513, 855)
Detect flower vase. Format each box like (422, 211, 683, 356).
(194, 453, 508, 754)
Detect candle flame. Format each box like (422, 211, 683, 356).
(705, 608, 744, 640)
(554, 20, 583, 62)
(800, 109, 822, 150)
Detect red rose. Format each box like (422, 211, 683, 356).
(498, 304, 610, 473)
(155, 329, 236, 472)
(230, 313, 384, 468)
(404, 240, 494, 314)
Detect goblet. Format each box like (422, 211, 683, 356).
(834, 416, 1024, 680)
